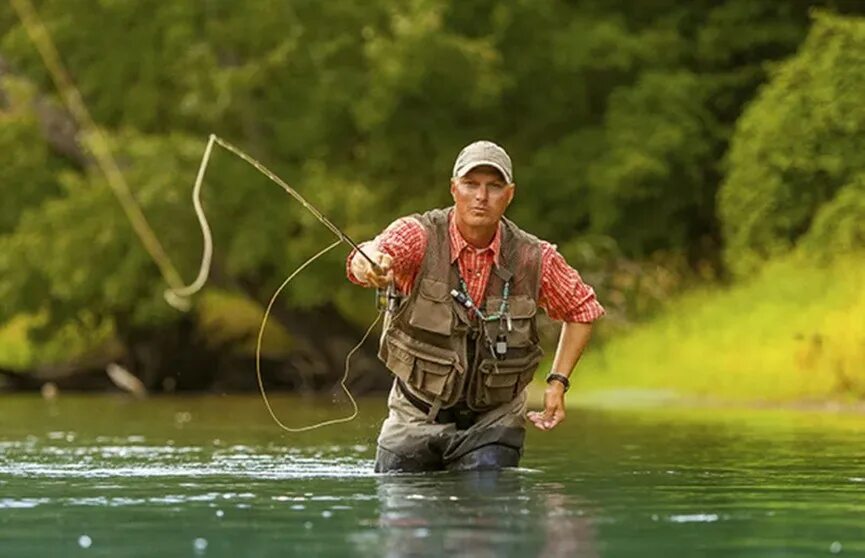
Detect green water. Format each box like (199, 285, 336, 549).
(1, 394, 864, 557)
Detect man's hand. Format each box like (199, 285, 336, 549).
(527, 382, 566, 431)
(350, 248, 393, 288)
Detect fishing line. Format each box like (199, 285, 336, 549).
(10, 0, 387, 432)
(254, 241, 379, 432)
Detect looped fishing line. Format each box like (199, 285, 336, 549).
(11, 0, 384, 432)
(169, 135, 384, 432)
(254, 240, 379, 432)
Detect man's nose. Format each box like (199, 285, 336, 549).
(474, 185, 488, 201)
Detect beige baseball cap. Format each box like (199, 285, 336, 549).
(452, 140, 513, 184)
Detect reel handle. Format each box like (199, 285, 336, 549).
(375, 282, 401, 313)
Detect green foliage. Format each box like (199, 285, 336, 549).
(719, 11, 865, 274)
(802, 174, 865, 254)
(0, 0, 854, 365)
(586, 71, 718, 255)
(510, 0, 814, 257)
(0, 77, 63, 234)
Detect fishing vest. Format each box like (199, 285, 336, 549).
(378, 207, 544, 412)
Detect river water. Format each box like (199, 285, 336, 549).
(0, 394, 863, 557)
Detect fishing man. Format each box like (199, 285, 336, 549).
(347, 140, 604, 472)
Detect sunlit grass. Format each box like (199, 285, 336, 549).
(0, 316, 34, 369)
(572, 253, 865, 402)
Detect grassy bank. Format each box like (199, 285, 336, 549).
(572, 253, 865, 402)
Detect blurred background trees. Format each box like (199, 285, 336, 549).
(719, 10, 865, 274)
(1, 1, 863, 392)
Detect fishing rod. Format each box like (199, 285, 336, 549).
(11, 0, 401, 433)
(175, 134, 403, 433)
(9, 0, 392, 308)
(169, 134, 399, 313)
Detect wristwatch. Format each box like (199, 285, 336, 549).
(545, 372, 570, 392)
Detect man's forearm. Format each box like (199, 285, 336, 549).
(549, 321, 593, 377)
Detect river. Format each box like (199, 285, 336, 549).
(1, 393, 863, 557)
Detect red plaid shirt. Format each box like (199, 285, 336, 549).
(347, 212, 604, 323)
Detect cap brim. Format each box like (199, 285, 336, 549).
(454, 161, 512, 184)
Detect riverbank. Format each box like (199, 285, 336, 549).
(4, 253, 862, 401)
(571, 253, 865, 403)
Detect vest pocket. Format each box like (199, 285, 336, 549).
(382, 331, 459, 401)
(474, 348, 543, 407)
(408, 278, 453, 336)
(485, 295, 537, 347)
(414, 359, 453, 400)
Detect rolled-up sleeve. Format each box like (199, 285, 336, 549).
(537, 241, 605, 323)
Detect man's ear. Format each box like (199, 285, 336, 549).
(450, 179, 458, 201)
(506, 183, 516, 206)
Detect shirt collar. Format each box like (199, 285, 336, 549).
(448, 209, 502, 266)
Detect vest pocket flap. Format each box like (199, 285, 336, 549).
(508, 297, 537, 318)
(418, 278, 451, 301)
(415, 358, 451, 376)
(383, 341, 414, 382)
(484, 368, 522, 388)
(409, 279, 453, 335)
(387, 330, 456, 367)
(383, 331, 458, 400)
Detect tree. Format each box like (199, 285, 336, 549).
(719, 11, 865, 274)
(0, 1, 856, 387)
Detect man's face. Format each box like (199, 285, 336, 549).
(450, 165, 515, 229)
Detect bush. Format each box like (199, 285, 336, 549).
(719, 11, 865, 274)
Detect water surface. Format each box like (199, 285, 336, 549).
(1, 394, 863, 557)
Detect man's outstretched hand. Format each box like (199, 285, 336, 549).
(527, 382, 566, 431)
(351, 248, 393, 288)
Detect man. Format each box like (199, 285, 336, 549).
(347, 140, 604, 472)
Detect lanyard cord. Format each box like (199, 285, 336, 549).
(454, 274, 511, 322)
(452, 271, 512, 360)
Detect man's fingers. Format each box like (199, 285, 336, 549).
(377, 253, 393, 270)
(358, 252, 393, 288)
(527, 407, 565, 431)
(352, 249, 394, 287)
(372, 252, 393, 276)
(543, 408, 565, 429)
(366, 270, 393, 288)
(366, 271, 387, 288)
(527, 410, 551, 431)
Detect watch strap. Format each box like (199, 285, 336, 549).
(545, 372, 570, 392)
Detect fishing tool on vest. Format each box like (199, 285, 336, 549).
(450, 277, 512, 360)
(11, 0, 394, 433)
(377, 283, 402, 315)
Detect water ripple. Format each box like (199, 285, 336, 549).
(0, 441, 375, 480)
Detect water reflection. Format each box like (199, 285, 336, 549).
(363, 471, 598, 558)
